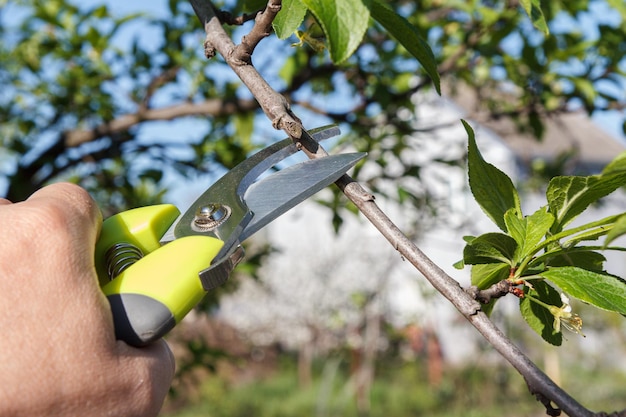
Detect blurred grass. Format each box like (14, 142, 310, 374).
(162, 354, 552, 417)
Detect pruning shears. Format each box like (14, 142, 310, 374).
(94, 125, 365, 347)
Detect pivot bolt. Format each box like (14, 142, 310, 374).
(193, 203, 231, 231)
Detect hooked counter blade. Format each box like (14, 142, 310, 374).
(241, 152, 366, 241)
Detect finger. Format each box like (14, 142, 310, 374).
(117, 339, 176, 415)
(20, 183, 104, 297)
(0, 198, 11, 206)
(152, 339, 176, 378)
(27, 183, 102, 238)
(145, 339, 176, 412)
(119, 338, 176, 383)
(141, 339, 176, 385)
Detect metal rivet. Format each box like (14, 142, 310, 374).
(193, 203, 231, 231)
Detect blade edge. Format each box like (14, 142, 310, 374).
(241, 152, 366, 241)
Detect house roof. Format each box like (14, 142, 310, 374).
(444, 83, 626, 173)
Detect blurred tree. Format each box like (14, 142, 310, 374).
(2, 0, 626, 217)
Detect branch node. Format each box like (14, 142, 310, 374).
(465, 285, 480, 299)
(467, 280, 511, 304)
(232, 0, 281, 62)
(282, 117, 300, 136)
(204, 40, 216, 59)
(510, 285, 525, 299)
(340, 179, 375, 203)
(535, 391, 562, 416)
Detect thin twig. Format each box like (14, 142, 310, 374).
(216, 8, 261, 26)
(343, 188, 592, 417)
(233, 0, 282, 63)
(140, 66, 181, 112)
(466, 280, 512, 304)
(189, 0, 304, 139)
(188, 1, 596, 416)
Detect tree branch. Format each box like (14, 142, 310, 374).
(343, 186, 592, 417)
(140, 66, 181, 112)
(188, 0, 322, 154)
(233, 0, 281, 63)
(215, 8, 261, 26)
(188, 1, 596, 416)
(64, 98, 258, 147)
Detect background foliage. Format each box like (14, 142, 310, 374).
(3, 0, 626, 214)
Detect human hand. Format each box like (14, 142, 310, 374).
(0, 183, 174, 417)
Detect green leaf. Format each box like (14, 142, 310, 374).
(453, 259, 465, 270)
(541, 267, 626, 314)
(602, 151, 626, 176)
(368, 0, 440, 94)
(233, 112, 255, 144)
(561, 226, 612, 248)
(301, 0, 370, 64)
(520, 281, 562, 346)
(604, 213, 626, 248)
(571, 77, 597, 107)
(519, 0, 549, 35)
(541, 214, 621, 251)
(547, 172, 626, 233)
(546, 250, 606, 272)
(462, 235, 475, 243)
(504, 206, 554, 261)
(273, 0, 307, 40)
(463, 233, 517, 266)
(139, 169, 163, 182)
(471, 262, 510, 289)
(242, 0, 269, 11)
(465, 120, 522, 232)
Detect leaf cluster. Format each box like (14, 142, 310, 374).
(272, 0, 440, 92)
(457, 121, 626, 345)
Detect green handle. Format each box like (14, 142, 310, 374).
(95, 205, 224, 346)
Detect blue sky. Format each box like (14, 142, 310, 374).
(2, 0, 625, 202)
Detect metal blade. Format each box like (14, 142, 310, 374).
(157, 124, 361, 293)
(160, 125, 341, 244)
(241, 152, 366, 241)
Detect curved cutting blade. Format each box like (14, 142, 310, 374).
(241, 152, 366, 241)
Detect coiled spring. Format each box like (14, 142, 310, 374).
(105, 243, 144, 280)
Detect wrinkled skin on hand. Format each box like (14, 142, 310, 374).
(0, 183, 174, 417)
